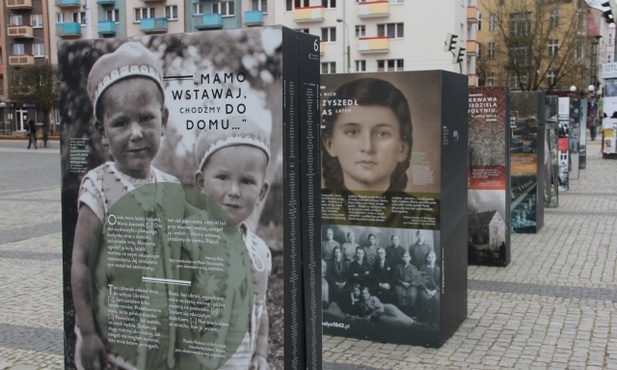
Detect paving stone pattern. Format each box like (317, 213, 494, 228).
(0, 140, 615, 369)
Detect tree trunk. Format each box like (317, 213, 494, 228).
(42, 108, 50, 148)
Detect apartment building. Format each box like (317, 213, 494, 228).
(1, 1, 479, 133)
(0, 0, 51, 132)
(274, 0, 477, 79)
(476, 0, 602, 93)
(48, 0, 270, 63)
(46, 0, 477, 74)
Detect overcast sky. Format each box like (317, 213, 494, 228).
(588, 0, 609, 10)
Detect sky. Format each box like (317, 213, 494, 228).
(588, 0, 609, 10)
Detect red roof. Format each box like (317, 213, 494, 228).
(588, 11, 601, 38)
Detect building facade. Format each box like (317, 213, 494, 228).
(0, 0, 51, 132)
(273, 0, 478, 79)
(2, 1, 479, 134)
(47, 0, 478, 76)
(476, 0, 603, 93)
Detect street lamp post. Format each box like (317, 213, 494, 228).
(336, 18, 350, 73)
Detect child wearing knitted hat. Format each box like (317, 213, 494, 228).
(190, 120, 273, 370)
(71, 42, 183, 370)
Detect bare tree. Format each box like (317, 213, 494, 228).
(10, 63, 60, 147)
(483, 0, 591, 92)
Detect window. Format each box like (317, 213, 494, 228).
(547, 70, 556, 86)
(12, 43, 25, 55)
(489, 13, 496, 31)
(478, 12, 482, 31)
(377, 23, 404, 39)
(487, 72, 495, 86)
(321, 27, 336, 42)
(287, 0, 309, 10)
(252, 0, 267, 12)
(296, 28, 309, 33)
(105, 9, 120, 22)
(509, 12, 531, 37)
(30, 14, 43, 28)
(194, 3, 206, 15)
(355, 60, 366, 72)
(487, 42, 496, 60)
(576, 10, 586, 34)
(56, 13, 65, 23)
(548, 39, 558, 57)
(576, 41, 583, 60)
(9, 15, 23, 26)
(322, 0, 336, 8)
(377, 59, 404, 72)
(212, 1, 235, 16)
(389, 0, 404, 3)
(134, 7, 155, 22)
(510, 46, 529, 66)
(72, 12, 87, 25)
(32, 43, 45, 57)
(165, 5, 178, 20)
(549, 9, 559, 28)
(321, 62, 336, 74)
(509, 73, 528, 90)
(355, 25, 365, 38)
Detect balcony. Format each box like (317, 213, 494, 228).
(294, 6, 324, 23)
(358, 37, 389, 54)
(55, 0, 81, 8)
(96, 0, 115, 5)
(358, 1, 390, 19)
(9, 55, 35, 66)
(244, 10, 263, 27)
(5, 0, 32, 9)
(193, 13, 222, 30)
(467, 6, 480, 23)
(7, 25, 34, 38)
(466, 40, 479, 57)
(56, 22, 82, 37)
(98, 20, 116, 36)
(140, 17, 168, 33)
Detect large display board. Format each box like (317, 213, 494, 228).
(320, 71, 468, 348)
(510, 91, 545, 234)
(59, 27, 320, 370)
(544, 96, 559, 208)
(467, 87, 511, 267)
(579, 99, 587, 170)
(558, 97, 571, 191)
(568, 98, 581, 180)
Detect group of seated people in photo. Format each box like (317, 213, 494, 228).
(321, 229, 441, 329)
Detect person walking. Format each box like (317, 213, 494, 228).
(27, 120, 38, 149)
(588, 98, 600, 141)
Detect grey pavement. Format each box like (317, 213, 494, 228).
(1, 138, 616, 369)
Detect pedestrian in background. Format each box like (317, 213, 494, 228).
(588, 97, 600, 141)
(27, 120, 37, 149)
